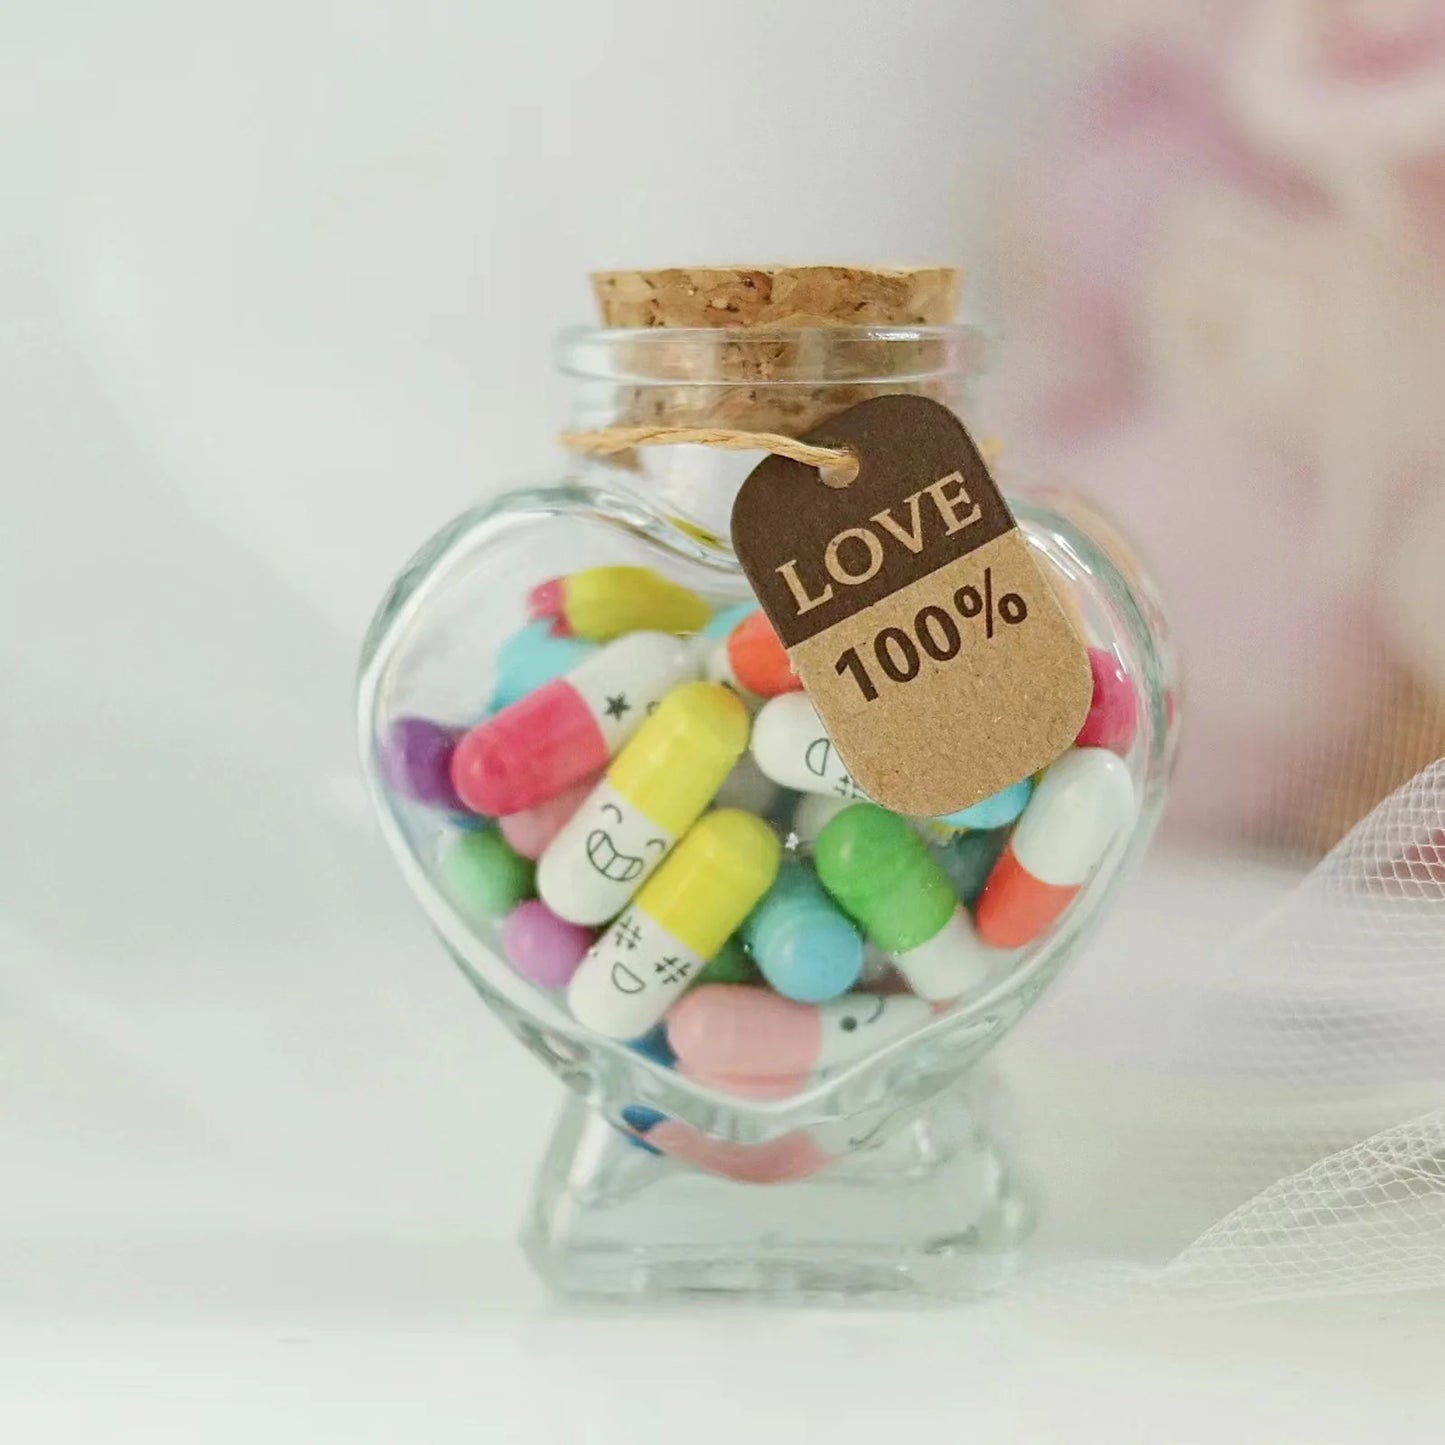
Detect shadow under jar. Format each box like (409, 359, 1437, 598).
(356, 321, 1177, 1300)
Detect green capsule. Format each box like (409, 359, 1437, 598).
(443, 827, 535, 920)
(814, 803, 956, 954)
(693, 933, 757, 986)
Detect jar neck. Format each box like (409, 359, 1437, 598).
(556, 324, 988, 542)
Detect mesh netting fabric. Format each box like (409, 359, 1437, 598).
(1018, 761, 1445, 1305)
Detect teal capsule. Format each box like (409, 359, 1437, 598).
(741, 859, 863, 1003)
(936, 776, 1034, 831)
(442, 827, 535, 920)
(487, 620, 596, 712)
(700, 601, 758, 641)
(932, 827, 1009, 906)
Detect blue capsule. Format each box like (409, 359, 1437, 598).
(741, 859, 863, 1004)
(619, 1103, 667, 1154)
(629, 1025, 678, 1069)
(936, 776, 1034, 831)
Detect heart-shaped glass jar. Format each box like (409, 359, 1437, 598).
(356, 324, 1177, 1298)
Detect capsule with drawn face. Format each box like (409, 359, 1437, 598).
(537, 682, 751, 925)
(666, 984, 930, 1093)
(750, 692, 870, 802)
(567, 810, 781, 1039)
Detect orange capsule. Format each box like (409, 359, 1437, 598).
(706, 609, 801, 700)
(974, 749, 1135, 949)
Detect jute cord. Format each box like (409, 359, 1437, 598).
(560, 425, 859, 488)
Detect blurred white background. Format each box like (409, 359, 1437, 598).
(4, 4, 1440, 1439)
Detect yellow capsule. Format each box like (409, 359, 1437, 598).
(609, 682, 750, 837)
(567, 809, 780, 1038)
(639, 809, 781, 960)
(528, 566, 710, 640)
(537, 682, 751, 926)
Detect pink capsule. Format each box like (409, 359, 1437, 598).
(498, 774, 599, 860)
(975, 748, 1136, 949)
(641, 1120, 832, 1184)
(449, 632, 694, 815)
(1075, 647, 1139, 754)
(501, 900, 594, 989)
(666, 985, 930, 1081)
(679, 1067, 809, 1101)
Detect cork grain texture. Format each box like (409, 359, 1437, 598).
(590, 265, 963, 441)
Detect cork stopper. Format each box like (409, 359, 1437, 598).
(591, 265, 964, 437)
(591, 265, 959, 330)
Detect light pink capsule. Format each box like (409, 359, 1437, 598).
(643, 1120, 832, 1184)
(498, 774, 599, 860)
(680, 1066, 809, 1101)
(666, 985, 930, 1081)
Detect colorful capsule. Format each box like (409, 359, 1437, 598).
(934, 776, 1034, 831)
(500, 899, 593, 988)
(750, 693, 869, 801)
(693, 933, 758, 986)
(814, 804, 991, 1001)
(975, 747, 1135, 948)
(441, 827, 535, 922)
(450, 631, 696, 816)
(378, 716, 464, 811)
(932, 828, 1010, 906)
(1075, 647, 1139, 755)
(498, 774, 598, 860)
(667, 985, 930, 1082)
(705, 609, 800, 701)
(488, 620, 596, 713)
(527, 566, 710, 640)
(567, 810, 781, 1038)
(700, 601, 758, 641)
(741, 860, 863, 1004)
(641, 1119, 831, 1183)
(537, 682, 751, 925)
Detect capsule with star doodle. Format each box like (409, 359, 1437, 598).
(449, 631, 698, 816)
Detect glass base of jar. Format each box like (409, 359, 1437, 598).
(521, 1077, 1032, 1301)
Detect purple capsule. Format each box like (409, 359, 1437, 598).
(379, 716, 466, 812)
(502, 900, 594, 989)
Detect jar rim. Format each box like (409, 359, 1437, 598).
(555, 322, 991, 387)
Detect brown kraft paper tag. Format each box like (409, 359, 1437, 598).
(731, 395, 1093, 817)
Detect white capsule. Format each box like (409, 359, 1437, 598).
(569, 907, 703, 1039)
(1011, 747, 1136, 886)
(751, 693, 870, 801)
(815, 992, 934, 1069)
(537, 782, 676, 924)
(890, 905, 992, 1002)
(790, 792, 855, 849)
(564, 631, 699, 754)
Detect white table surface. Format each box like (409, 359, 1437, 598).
(5, 833, 1443, 1443)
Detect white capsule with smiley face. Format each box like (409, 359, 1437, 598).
(536, 682, 751, 926)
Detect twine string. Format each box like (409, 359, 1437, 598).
(560, 425, 859, 489)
